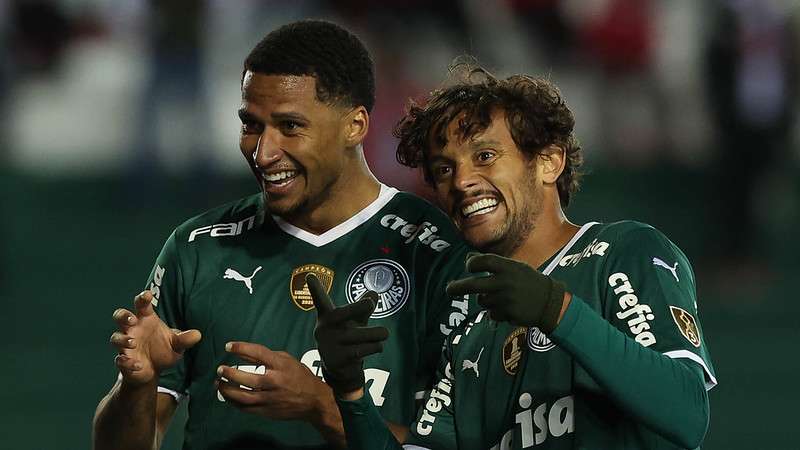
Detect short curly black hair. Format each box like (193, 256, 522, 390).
(395, 60, 583, 208)
(244, 20, 375, 112)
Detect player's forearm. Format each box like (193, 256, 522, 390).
(551, 295, 709, 449)
(336, 392, 405, 450)
(92, 379, 160, 450)
(310, 387, 348, 449)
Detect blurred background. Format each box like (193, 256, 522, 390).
(2, 0, 799, 448)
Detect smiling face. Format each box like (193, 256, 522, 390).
(428, 109, 544, 255)
(239, 71, 353, 220)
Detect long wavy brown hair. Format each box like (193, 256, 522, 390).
(394, 59, 583, 207)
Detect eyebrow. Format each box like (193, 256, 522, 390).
(237, 108, 256, 122)
(237, 109, 309, 124)
(270, 111, 309, 123)
(468, 139, 502, 150)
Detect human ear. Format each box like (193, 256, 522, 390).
(343, 106, 369, 147)
(539, 145, 566, 184)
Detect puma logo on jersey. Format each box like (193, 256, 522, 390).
(652, 257, 679, 282)
(223, 266, 262, 294)
(461, 347, 484, 377)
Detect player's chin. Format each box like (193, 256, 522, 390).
(461, 225, 505, 252)
(265, 195, 304, 217)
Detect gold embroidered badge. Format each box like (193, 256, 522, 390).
(502, 327, 527, 375)
(290, 264, 334, 311)
(669, 306, 701, 348)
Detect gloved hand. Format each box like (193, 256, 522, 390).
(307, 273, 389, 397)
(446, 253, 566, 333)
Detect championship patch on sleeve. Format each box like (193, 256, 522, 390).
(669, 306, 701, 348)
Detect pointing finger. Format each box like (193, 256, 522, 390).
(465, 253, 513, 274)
(306, 274, 335, 316)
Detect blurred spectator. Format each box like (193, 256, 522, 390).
(705, 0, 799, 267)
(7, 0, 71, 74)
(132, 0, 211, 179)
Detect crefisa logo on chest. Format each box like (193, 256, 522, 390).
(345, 259, 409, 318)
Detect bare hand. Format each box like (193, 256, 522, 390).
(216, 342, 331, 422)
(110, 290, 201, 385)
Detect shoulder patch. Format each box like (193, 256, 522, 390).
(669, 306, 701, 348)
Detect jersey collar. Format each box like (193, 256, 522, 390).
(271, 184, 399, 247)
(539, 222, 600, 275)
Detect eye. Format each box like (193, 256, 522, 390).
(476, 150, 495, 163)
(280, 120, 303, 135)
(240, 120, 262, 135)
(431, 164, 453, 180)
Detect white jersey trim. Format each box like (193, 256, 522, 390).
(117, 372, 186, 402)
(157, 386, 185, 403)
(272, 184, 398, 247)
(403, 446, 433, 450)
(664, 350, 718, 391)
(541, 222, 600, 275)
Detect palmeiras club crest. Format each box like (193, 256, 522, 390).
(345, 259, 409, 318)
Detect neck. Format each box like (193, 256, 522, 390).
(509, 194, 579, 270)
(284, 150, 381, 234)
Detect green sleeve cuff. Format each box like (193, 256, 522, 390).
(550, 292, 582, 341)
(336, 392, 404, 450)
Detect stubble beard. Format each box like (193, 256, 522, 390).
(480, 175, 542, 257)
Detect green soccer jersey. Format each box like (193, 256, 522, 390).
(143, 185, 476, 450)
(407, 221, 717, 450)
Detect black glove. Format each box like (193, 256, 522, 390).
(446, 253, 566, 333)
(307, 273, 389, 396)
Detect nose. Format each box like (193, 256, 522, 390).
(452, 162, 481, 194)
(252, 130, 282, 170)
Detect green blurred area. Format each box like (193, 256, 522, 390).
(2, 167, 798, 449)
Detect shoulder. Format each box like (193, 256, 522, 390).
(591, 220, 679, 253)
(171, 193, 263, 245)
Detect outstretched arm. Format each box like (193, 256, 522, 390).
(307, 274, 413, 449)
(92, 291, 200, 450)
(448, 252, 711, 449)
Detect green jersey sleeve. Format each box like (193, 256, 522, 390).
(601, 225, 717, 389)
(144, 230, 191, 398)
(405, 331, 458, 450)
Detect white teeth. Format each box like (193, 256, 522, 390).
(461, 198, 498, 217)
(263, 171, 297, 183)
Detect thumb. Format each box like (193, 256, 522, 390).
(172, 329, 202, 353)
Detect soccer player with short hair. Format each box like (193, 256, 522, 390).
(311, 62, 717, 449)
(92, 21, 476, 450)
